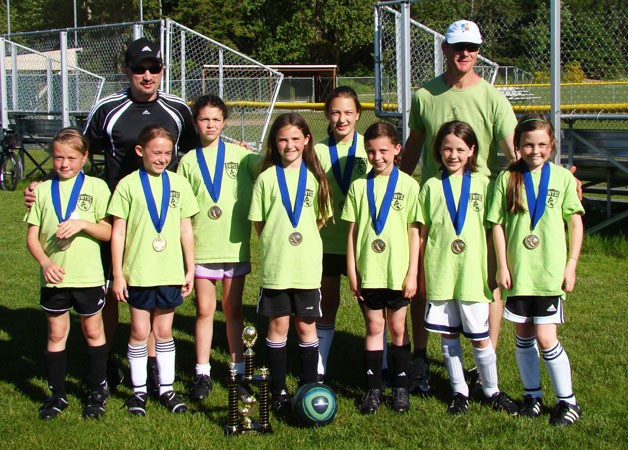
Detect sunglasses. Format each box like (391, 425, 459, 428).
(129, 64, 162, 75)
(450, 43, 481, 53)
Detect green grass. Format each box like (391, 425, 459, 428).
(0, 181, 627, 449)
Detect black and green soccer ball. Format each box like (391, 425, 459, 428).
(292, 383, 338, 427)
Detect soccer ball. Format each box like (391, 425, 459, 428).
(292, 383, 338, 427)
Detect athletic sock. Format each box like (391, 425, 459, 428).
(364, 350, 384, 390)
(266, 338, 288, 396)
(128, 344, 148, 394)
(542, 341, 576, 405)
(195, 363, 211, 377)
(86, 344, 108, 391)
(473, 344, 499, 397)
(442, 337, 468, 396)
(298, 339, 319, 385)
(316, 322, 335, 376)
(382, 327, 388, 370)
(44, 349, 67, 397)
(413, 348, 428, 361)
(515, 335, 542, 398)
(389, 343, 411, 389)
(156, 339, 176, 396)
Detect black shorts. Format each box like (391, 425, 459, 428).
(504, 295, 564, 324)
(362, 288, 410, 311)
(40, 286, 106, 316)
(127, 285, 183, 310)
(257, 288, 322, 318)
(322, 253, 347, 277)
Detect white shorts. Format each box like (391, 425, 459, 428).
(424, 300, 490, 341)
(195, 261, 251, 280)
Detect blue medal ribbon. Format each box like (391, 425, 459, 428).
(51, 172, 85, 223)
(139, 168, 170, 234)
(442, 170, 471, 236)
(275, 161, 307, 229)
(328, 131, 357, 196)
(196, 139, 225, 203)
(367, 166, 399, 235)
(523, 162, 550, 231)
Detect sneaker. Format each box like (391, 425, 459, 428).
(448, 393, 469, 415)
(147, 362, 160, 399)
(106, 360, 125, 390)
(190, 374, 212, 401)
(360, 388, 382, 414)
(408, 356, 430, 396)
(271, 390, 292, 415)
(125, 392, 148, 416)
(159, 390, 188, 414)
(485, 391, 519, 415)
(84, 389, 107, 419)
(390, 387, 410, 413)
(549, 401, 581, 426)
(520, 395, 543, 418)
(39, 395, 69, 420)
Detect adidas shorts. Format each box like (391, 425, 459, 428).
(40, 286, 106, 316)
(257, 288, 322, 318)
(322, 253, 348, 277)
(361, 289, 410, 311)
(504, 295, 564, 324)
(424, 300, 490, 341)
(195, 261, 251, 280)
(127, 285, 183, 310)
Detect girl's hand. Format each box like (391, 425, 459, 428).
(562, 259, 578, 292)
(42, 260, 65, 284)
(402, 273, 417, 299)
(56, 219, 86, 240)
(496, 267, 511, 291)
(181, 271, 194, 297)
(349, 276, 364, 302)
(112, 277, 129, 303)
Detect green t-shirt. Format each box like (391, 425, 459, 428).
(487, 163, 584, 297)
(408, 75, 517, 183)
(107, 170, 199, 287)
(27, 174, 110, 288)
(178, 142, 261, 263)
(248, 165, 325, 289)
(418, 172, 493, 303)
(341, 170, 421, 290)
(315, 134, 369, 255)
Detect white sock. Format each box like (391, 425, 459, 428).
(195, 362, 211, 377)
(542, 341, 576, 405)
(382, 326, 388, 370)
(128, 344, 148, 394)
(316, 322, 335, 376)
(516, 335, 542, 398)
(473, 344, 499, 397)
(442, 337, 468, 396)
(230, 361, 245, 376)
(156, 339, 176, 396)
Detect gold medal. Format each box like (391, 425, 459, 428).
(208, 205, 222, 220)
(57, 238, 71, 251)
(451, 239, 466, 254)
(371, 238, 386, 253)
(152, 236, 167, 252)
(288, 231, 303, 246)
(523, 234, 540, 249)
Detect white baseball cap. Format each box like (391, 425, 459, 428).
(445, 20, 483, 45)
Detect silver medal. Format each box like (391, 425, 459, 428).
(371, 238, 386, 253)
(288, 231, 303, 246)
(208, 205, 222, 220)
(451, 239, 466, 254)
(152, 236, 167, 252)
(523, 234, 540, 249)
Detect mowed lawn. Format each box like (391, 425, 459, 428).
(0, 181, 626, 449)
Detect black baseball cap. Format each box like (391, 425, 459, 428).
(125, 38, 162, 67)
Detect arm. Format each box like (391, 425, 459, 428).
(492, 223, 511, 290)
(56, 216, 112, 242)
(498, 134, 517, 164)
(180, 217, 195, 297)
(563, 213, 583, 293)
(110, 217, 128, 302)
(418, 223, 429, 299)
(400, 129, 426, 175)
(26, 224, 65, 284)
(346, 222, 363, 301)
(402, 223, 420, 299)
(253, 221, 264, 237)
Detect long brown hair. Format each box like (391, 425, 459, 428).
(506, 113, 555, 214)
(432, 120, 479, 173)
(261, 113, 332, 223)
(324, 86, 362, 137)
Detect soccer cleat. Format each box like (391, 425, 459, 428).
(39, 395, 69, 420)
(549, 401, 581, 426)
(124, 392, 148, 416)
(159, 390, 188, 414)
(106, 360, 125, 390)
(448, 393, 469, 415)
(520, 395, 543, 418)
(360, 388, 382, 414)
(408, 356, 431, 397)
(190, 374, 213, 401)
(390, 387, 410, 413)
(147, 362, 160, 399)
(83, 389, 107, 419)
(485, 391, 519, 415)
(271, 390, 292, 416)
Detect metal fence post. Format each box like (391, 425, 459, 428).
(0, 38, 8, 129)
(551, 0, 561, 162)
(61, 31, 70, 127)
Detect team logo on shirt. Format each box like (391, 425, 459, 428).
(304, 189, 314, 207)
(353, 158, 368, 175)
(169, 190, 181, 208)
(392, 192, 405, 211)
(224, 162, 239, 179)
(77, 194, 93, 211)
(469, 193, 483, 212)
(546, 189, 560, 208)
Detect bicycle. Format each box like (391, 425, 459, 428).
(0, 130, 24, 191)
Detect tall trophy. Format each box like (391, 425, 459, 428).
(225, 325, 272, 435)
